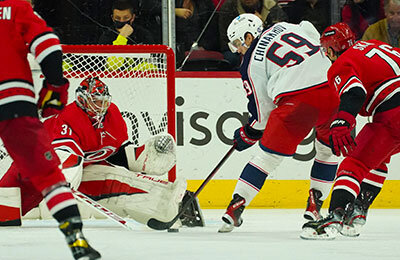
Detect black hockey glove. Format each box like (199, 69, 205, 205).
(233, 124, 263, 151)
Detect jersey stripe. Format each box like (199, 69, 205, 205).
(366, 76, 400, 114)
(30, 32, 61, 62)
(338, 76, 366, 96)
(52, 138, 84, 157)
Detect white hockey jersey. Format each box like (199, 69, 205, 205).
(240, 21, 332, 130)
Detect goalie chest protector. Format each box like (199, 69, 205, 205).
(44, 102, 129, 164)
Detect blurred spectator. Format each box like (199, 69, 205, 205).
(362, 0, 400, 47)
(175, 0, 220, 64)
(265, 4, 289, 27)
(135, 0, 163, 44)
(285, 0, 330, 33)
(33, 0, 112, 44)
(98, 0, 154, 45)
(341, 0, 385, 39)
(219, 0, 279, 69)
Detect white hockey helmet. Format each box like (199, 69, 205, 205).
(227, 13, 263, 53)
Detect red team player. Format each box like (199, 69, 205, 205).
(0, 0, 100, 259)
(4, 77, 201, 228)
(219, 14, 340, 232)
(301, 23, 400, 240)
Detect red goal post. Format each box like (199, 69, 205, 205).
(61, 44, 176, 182)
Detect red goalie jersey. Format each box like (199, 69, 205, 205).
(328, 39, 400, 116)
(44, 102, 129, 165)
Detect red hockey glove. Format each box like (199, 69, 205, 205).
(329, 111, 356, 157)
(38, 78, 69, 118)
(233, 124, 263, 151)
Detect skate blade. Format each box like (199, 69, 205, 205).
(340, 224, 362, 237)
(300, 227, 338, 240)
(218, 223, 234, 233)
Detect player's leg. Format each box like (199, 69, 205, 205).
(219, 94, 320, 232)
(301, 121, 398, 240)
(341, 160, 388, 237)
(304, 139, 337, 221)
(304, 85, 339, 221)
(0, 116, 100, 259)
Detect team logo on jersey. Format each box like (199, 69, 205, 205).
(84, 146, 116, 163)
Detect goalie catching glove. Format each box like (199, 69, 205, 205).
(38, 78, 69, 117)
(127, 134, 176, 176)
(233, 124, 263, 151)
(329, 111, 356, 157)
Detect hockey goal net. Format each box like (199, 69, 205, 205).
(0, 45, 176, 182)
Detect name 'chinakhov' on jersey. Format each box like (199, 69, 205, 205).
(240, 21, 332, 130)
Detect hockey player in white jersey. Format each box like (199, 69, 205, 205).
(219, 14, 340, 232)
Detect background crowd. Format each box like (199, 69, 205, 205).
(31, 0, 399, 70)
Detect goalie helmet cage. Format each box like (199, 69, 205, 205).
(61, 44, 176, 182)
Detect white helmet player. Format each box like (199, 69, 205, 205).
(76, 77, 112, 128)
(227, 13, 263, 53)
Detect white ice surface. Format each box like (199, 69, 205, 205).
(1, 209, 399, 260)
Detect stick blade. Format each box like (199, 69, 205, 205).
(147, 218, 173, 230)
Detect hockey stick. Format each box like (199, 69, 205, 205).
(71, 189, 133, 230)
(147, 144, 236, 230)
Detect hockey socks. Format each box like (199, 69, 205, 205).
(233, 163, 268, 206)
(43, 185, 79, 223)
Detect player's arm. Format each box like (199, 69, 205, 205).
(233, 67, 274, 151)
(18, 2, 69, 116)
(106, 134, 176, 176)
(328, 64, 367, 156)
(332, 64, 367, 117)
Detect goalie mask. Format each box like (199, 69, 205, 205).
(227, 13, 263, 53)
(76, 77, 112, 127)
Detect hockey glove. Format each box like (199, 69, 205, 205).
(233, 124, 263, 152)
(38, 78, 69, 118)
(329, 111, 356, 157)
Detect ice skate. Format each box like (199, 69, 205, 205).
(303, 189, 323, 221)
(341, 190, 373, 237)
(59, 217, 101, 260)
(300, 208, 344, 240)
(180, 191, 205, 227)
(218, 194, 246, 233)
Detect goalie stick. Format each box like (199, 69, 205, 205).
(147, 144, 236, 230)
(71, 189, 133, 230)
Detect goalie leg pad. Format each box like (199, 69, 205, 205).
(78, 164, 187, 225)
(0, 187, 22, 226)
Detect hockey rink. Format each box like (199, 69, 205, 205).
(1, 209, 399, 260)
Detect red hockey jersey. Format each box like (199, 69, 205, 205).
(44, 102, 129, 165)
(0, 0, 61, 118)
(328, 39, 400, 116)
